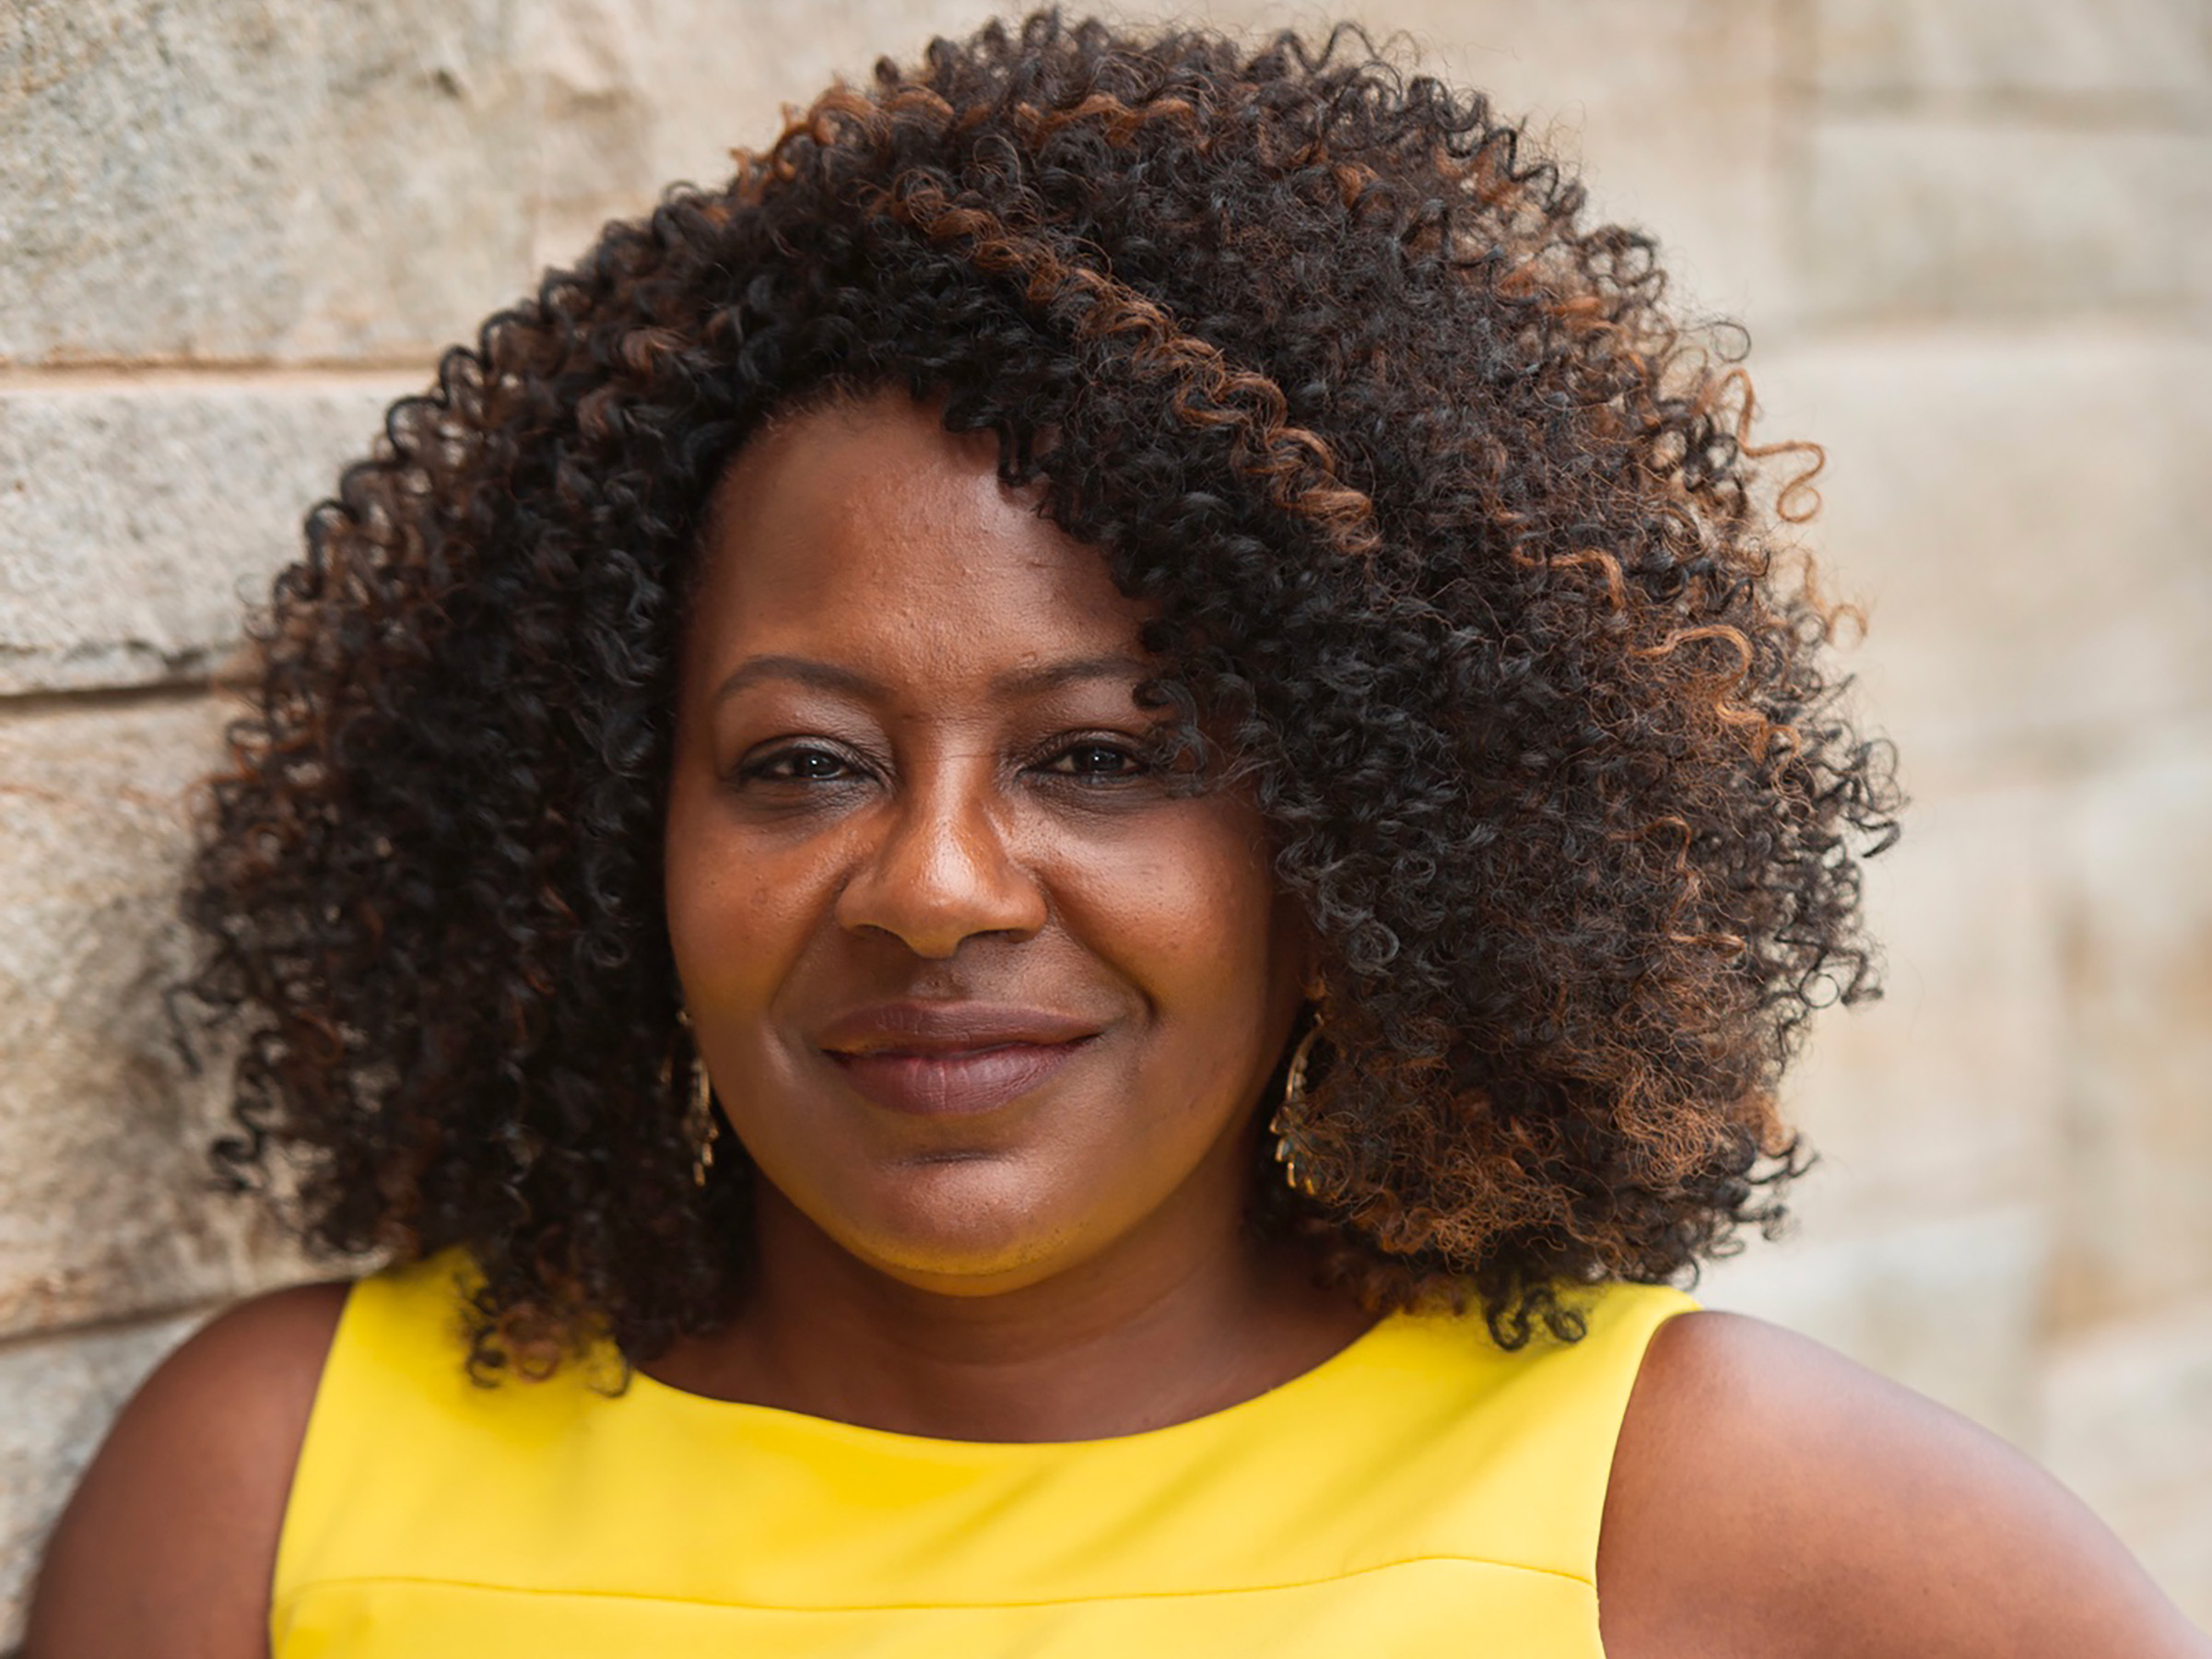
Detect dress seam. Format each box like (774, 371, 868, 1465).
(272, 1550, 1594, 1618)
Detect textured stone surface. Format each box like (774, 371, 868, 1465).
(1750, 335, 2212, 783)
(2050, 738, 2212, 1327)
(0, 1, 536, 363)
(0, 380, 406, 694)
(513, 0, 661, 276)
(2043, 1297, 2212, 1630)
(588, 0, 988, 197)
(0, 1308, 206, 1652)
(0, 698, 313, 1340)
(1814, 0, 2212, 102)
(1798, 118, 2211, 323)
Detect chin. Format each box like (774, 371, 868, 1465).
(826, 1159, 1100, 1296)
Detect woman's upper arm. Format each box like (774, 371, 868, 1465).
(22, 1281, 350, 1659)
(1598, 1308, 2209, 1659)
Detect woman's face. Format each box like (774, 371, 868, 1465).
(665, 388, 1313, 1298)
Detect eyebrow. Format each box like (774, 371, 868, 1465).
(710, 653, 1151, 707)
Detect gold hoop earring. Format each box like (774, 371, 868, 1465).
(675, 1008, 720, 1188)
(1269, 1016, 1324, 1198)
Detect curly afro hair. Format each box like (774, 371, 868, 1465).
(187, 9, 1900, 1371)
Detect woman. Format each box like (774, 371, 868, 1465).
(28, 11, 2205, 1656)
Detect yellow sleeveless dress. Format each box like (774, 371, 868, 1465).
(271, 1253, 1694, 1656)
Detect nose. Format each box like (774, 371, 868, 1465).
(832, 764, 1049, 959)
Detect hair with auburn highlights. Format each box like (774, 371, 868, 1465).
(186, 9, 1900, 1371)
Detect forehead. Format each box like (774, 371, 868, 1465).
(688, 390, 1148, 687)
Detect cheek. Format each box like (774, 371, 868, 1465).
(1045, 798, 1290, 1038)
(664, 775, 826, 1015)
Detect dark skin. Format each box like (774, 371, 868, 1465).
(652, 391, 1362, 1439)
(27, 390, 2207, 1656)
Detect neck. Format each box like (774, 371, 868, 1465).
(649, 1177, 1372, 1442)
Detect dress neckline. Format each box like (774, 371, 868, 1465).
(619, 1307, 1414, 1457)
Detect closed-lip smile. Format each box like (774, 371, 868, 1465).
(817, 1002, 1101, 1117)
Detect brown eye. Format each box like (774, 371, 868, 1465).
(1042, 740, 1147, 781)
(747, 746, 858, 782)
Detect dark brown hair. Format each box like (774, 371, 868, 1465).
(187, 10, 1899, 1369)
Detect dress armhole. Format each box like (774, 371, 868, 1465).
(269, 1251, 484, 1647)
(1580, 1284, 1701, 1585)
(267, 1275, 374, 1632)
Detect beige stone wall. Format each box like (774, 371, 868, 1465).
(2, 0, 2206, 1641)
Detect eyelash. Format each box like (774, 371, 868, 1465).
(738, 736, 1152, 789)
(1039, 738, 1149, 782)
(746, 747, 861, 784)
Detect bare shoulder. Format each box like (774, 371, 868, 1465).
(1596, 1309, 2208, 1659)
(23, 1279, 352, 1659)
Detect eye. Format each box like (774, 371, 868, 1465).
(743, 745, 861, 783)
(1040, 739, 1149, 782)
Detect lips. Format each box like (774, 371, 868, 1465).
(817, 1003, 1100, 1118)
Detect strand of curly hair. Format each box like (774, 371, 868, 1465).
(186, 9, 1900, 1374)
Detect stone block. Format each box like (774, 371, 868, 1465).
(0, 380, 405, 695)
(1697, 1206, 2053, 1446)
(617, 0, 980, 189)
(1771, 778, 2067, 1234)
(0, 698, 314, 1341)
(1748, 335, 2212, 784)
(1797, 116, 2209, 323)
(1, 1, 536, 363)
(0, 1308, 205, 1651)
(1814, 0, 2212, 103)
(512, 0, 659, 276)
(2041, 1297, 2212, 1628)
(2049, 741, 2212, 1326)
